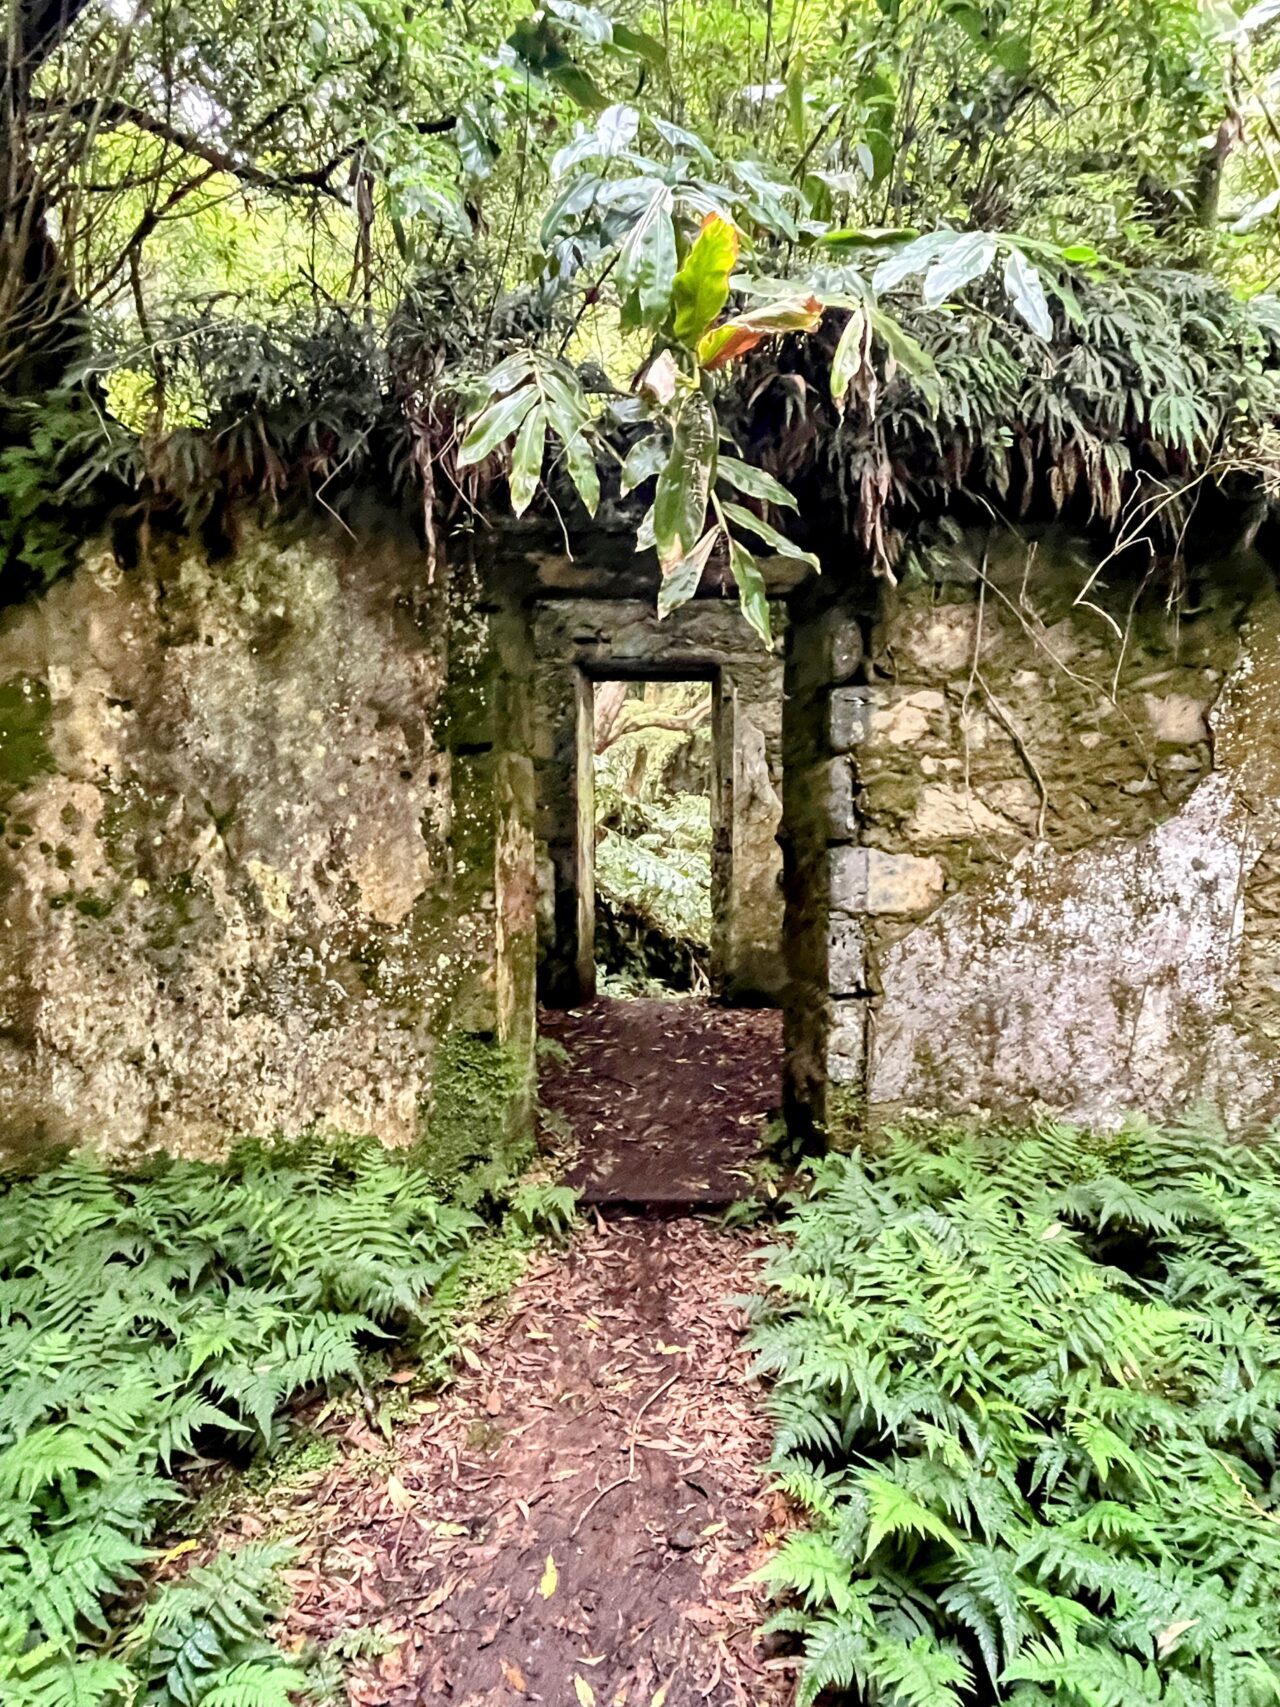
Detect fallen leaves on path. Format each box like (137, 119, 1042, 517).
(204, 1217, 796, 1707)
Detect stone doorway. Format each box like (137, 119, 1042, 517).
(533, 598, 786, 1010)
(591, 677, 715, 998)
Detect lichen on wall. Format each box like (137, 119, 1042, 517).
(0, 516, 530, 1162)
(860, 532, 1280, 1128)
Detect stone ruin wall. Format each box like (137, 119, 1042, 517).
(0, 515, 537, 1166)
(791, 529, 1280, 1135)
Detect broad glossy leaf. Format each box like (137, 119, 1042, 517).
(653, 395, 716, 570)
(561, 425, 600, 515)
(922, 232, 999, 307)
(720, 500, 820, 572)
(672, 214, 740, 347)
(620, 435, 667, 495)
(871, 232, 950, 293)
(458, 385, 538, 466)
(727, 533, 772, 644)
(597, 103, 639, 156)
(716, 456, 797, 510)
(1003, 248, 1053, 339)
(657, 527, 719, 617)
(698, 295, 822, 371)
(540, 173, 604, 244)
(509, 404, 545, 516)
(616, 184, 677, 323)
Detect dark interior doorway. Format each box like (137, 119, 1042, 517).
(591, 679, 714, 997)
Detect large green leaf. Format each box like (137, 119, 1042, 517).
(868, 307, 942, 407)
(509, 404, 545, 517)
(716, 456, 798, 510)
(653, 395, 716, 570)
(657, 527, 719, 617)
(921, 232, 999, 307)
(619, 434, 667, 496)
(458, 385, 538, 466)
(616, 184, 677, 324)
(672, 215, 740, 348)
(720, 500, 820, 573)
(727, 533, 771, 644)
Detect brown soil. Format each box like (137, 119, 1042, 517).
(214, 1219, 794, 1707)
(539, 1000, 783, 1210)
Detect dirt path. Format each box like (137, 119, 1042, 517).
(233, 1218, 791, 1706)
(540, 999, 783, 1210)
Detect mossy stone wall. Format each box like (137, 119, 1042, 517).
(0, 515, 536, 1166)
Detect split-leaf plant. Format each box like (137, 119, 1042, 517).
(750, 1116, 1280, 1706)
(0, 1136, 487, 1707)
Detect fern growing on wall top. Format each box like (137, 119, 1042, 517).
(750, 1115, 1280, 1706)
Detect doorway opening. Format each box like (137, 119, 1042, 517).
(591, 678, 714, 998)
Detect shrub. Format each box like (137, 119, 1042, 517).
(750, 1116, 1280, 1706)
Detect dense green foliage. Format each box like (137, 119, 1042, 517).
(9, 0, 1280, 607)
(0, 1137, 532, 1706)
(593, 681, 713, 991)
(751, 1118, 1280, 1706)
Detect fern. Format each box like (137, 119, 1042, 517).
(751, 1115, 1280, 1703)
(0, 1135, 503, 1705)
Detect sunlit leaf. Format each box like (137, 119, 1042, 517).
(509, 404, 545, 517)
(650, 115, 715, 165)
(672, 214, 740, 347)
(831, 306, 873, 403)
(921, 232, 999, 307)
(458, 385, 538, 466)
(698, 295, 822, 371)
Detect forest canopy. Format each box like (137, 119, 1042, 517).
(6, 0, 1280, 615)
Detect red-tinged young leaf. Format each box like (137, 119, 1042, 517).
(698, 295, 822, 371)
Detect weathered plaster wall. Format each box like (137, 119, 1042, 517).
(0, 518, 536, 1163)
(796, 528, 1280, 1132)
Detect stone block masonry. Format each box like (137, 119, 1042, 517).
(786, 527, 1280, 1138)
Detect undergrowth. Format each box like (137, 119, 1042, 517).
(750, 1116, 1280, 1707)
(0, 1135, 574, 1706)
